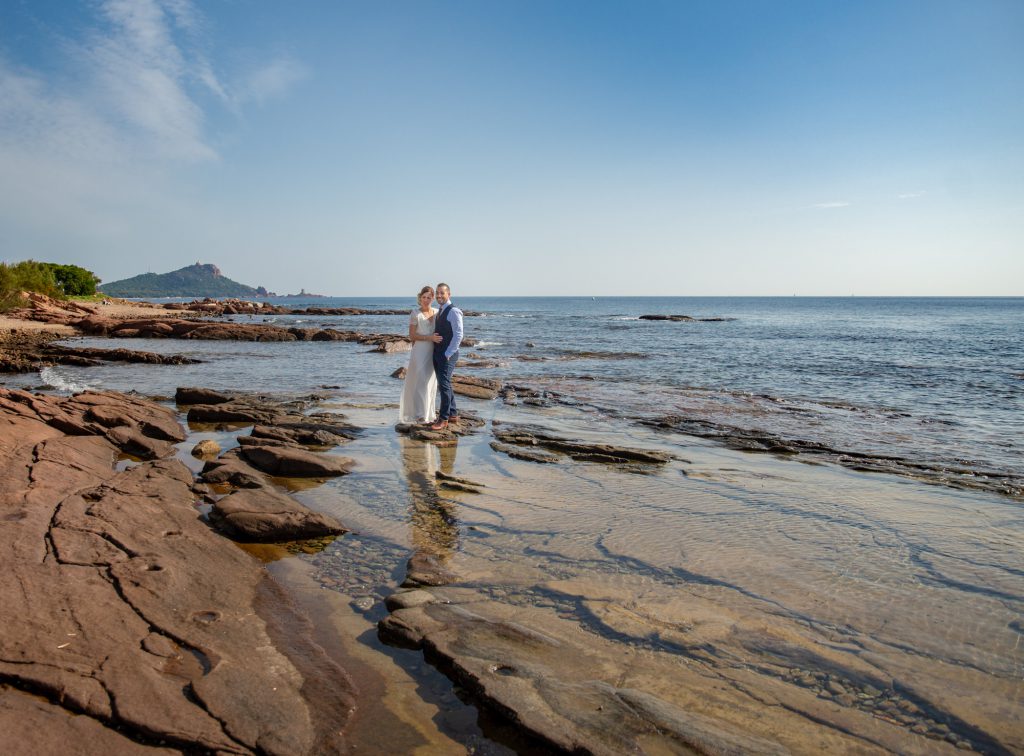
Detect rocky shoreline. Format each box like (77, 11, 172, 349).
(0, 387, 357, 753)
(2, 293, 1019, 755)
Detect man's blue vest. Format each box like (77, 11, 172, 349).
(434, 304, 455, 356)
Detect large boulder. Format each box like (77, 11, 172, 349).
(241, 445, 355, 477)
(452, 375, 501, 400)
(210, 487, 347, 542)
(176, 387, 233, 405)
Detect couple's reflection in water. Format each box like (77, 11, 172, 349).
(399, 435, 460, 569)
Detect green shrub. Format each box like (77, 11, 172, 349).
(44, 263, 101, 296)
(0, 260, 102, 310)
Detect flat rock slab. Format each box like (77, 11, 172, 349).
(639, 314, 736, 322)
(489, 440, 560, 464)
(211, 487, 347, 542)
(452, 375, 501, 400)
(491, 422, 673, 466)
(0, 388, 355, 754)
(176, 386, 233, 405)
(242, 444, 355, 477)
(377, 599, 788, 755)
(0, 389, 185, 462)
(434, 470, 485, 493)
(379, 596, 884, 756)
(402, 415, 486, 445)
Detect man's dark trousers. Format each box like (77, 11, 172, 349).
(433, 350, 458, 420)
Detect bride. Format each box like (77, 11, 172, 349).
(398, 285, 438, 424)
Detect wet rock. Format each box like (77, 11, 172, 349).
(452, 374, 501, 400)
(490, 440, 560, 464)
(385, 589, 439, 611)
(378, 599, 789, 755)
(200, 457, 267, 488)
(209, 487, 347, 542)
(350, 596, 375, 612)
(406, 414, 486, 445)
(435, 470, 484, 493)
(107, 425, 175, 460)
(491, 422, 672, 466)
(187, 402, 279, 425)
(0, 388, 356, 752)
(191, 439, 221, 458)
(250, 423, 351, 447)
(640, 314, 696, 321)
(391, 366, 407, 379)
(369, 339, 411, 354)
(241, 444, 355, 477)
(403, 552, 458, 587)
(639, 314, 735, 322)
(175, 386, 233, 405)
(826, 679, 848, 696)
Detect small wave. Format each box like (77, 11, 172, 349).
(39, 367, 93, 393)
(611, 316, 640, 321)
(474, 341, 504, 347)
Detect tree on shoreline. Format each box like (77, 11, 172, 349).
(0, 260, 101, 310)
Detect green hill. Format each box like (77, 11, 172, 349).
(100, 263, 267, 298)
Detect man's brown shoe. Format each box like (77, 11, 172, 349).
(448, 415, 460, 423)
(430, 420, 448, 431)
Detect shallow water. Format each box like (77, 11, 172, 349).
(16, 295, 1022, 496)
(5, 296, 1023, 751)
(282, 396, 1023, 752)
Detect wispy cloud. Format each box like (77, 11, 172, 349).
(897, 191, 926, 200)
(0, 0, 305, 166)
(810, 201, 851, 209)
(0, 0, 305, 273)
(85, 0, 214, 161)
(236, 58, 308, 107)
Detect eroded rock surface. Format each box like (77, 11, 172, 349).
(452, 374, 501, 400)
(639, 314, 735, 322)
(210, 486, 347, 542)
(0, 388, 356, 754)
(188, 390, 354, 541)
(397, 414, 486, 446)
(491, 421, 672, 466)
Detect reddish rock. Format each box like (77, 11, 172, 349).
(452, 375, 500, 400)
(175, 386, 233, 405)
(241, 445, 355, 478)
(0, 388, 356, 753)
(210, 487, 347, 542)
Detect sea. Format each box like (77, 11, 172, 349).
(7, 295, 1024, 751)
(19, 295, 1024, 499)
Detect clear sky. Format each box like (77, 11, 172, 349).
(1, 1, 1021, 296)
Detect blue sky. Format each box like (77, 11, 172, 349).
(1, 1, 1021, 296)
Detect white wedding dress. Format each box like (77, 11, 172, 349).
(398, 308, 438, 423)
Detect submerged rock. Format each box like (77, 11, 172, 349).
(210, 487, 347, 542)
(191, 439, 221, 458)
(490, 422, 672, 466)
(241, 444, 355, 478)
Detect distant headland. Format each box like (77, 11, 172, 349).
(99, 262, 273, 298)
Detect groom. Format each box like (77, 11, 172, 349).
(430, 282, 463, 430)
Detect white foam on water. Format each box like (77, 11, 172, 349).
(39, 366, 93, 393)
(472, 341, 504, 347)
